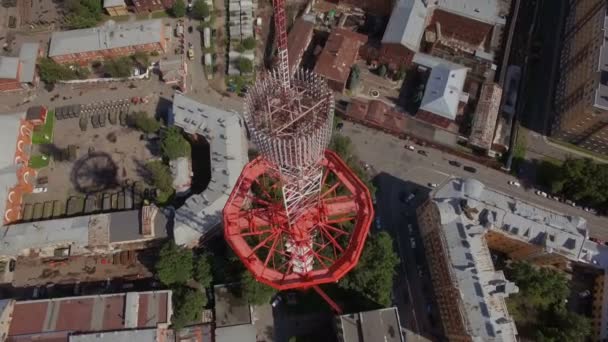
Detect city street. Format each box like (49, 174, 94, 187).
(341, 120, 608, 239)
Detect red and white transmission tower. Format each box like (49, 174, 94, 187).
(223, 0, 374, 313)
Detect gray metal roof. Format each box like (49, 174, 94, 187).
(0, 216, 91, 257)
(0, 57, 19, 79)
(70, 329, 157, 342)
(18, 43, 39, 83)
(49, 19, 164, 57)
(415, 53, 468, 120)
(428, 177, 591, 341)
(338, 307, 404, 342)
(103, 0, 125, 7)
(381, 0, 427, 51)
(170, 94, 248, 246)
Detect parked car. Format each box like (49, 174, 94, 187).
(508, 180, 521, 187)
(449, 160, 461, 167)
(463, 166, 477, 173)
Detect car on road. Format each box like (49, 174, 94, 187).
(463, 166, 477, 173)
(405, 145, 415, 151)
(336, 122, 344, 131)
(417, 150, 428, 156)
(410, 237, 416, 249)
(508, 181, 521, 187)
(449, 160, 461, 167)
(428, 183, 438, 188)
(535, 190, 548, 198)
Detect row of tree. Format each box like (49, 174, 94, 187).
(540, 157, 608, 210)
(505, 261, 591, 342)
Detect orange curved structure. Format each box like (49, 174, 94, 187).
(223, 150, 374, 293)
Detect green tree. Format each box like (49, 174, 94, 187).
(172, 286, 207, 330)
(238, 58, 253, 73)
(155, 241, 193, 286)
(192, 0, 210, 19)
(193, 254, 213, 288)
(241, 37, 256, 50)
(145, 160, 175, 201)
(161, 126, 191, 160)
(133, 111, 161, 134)
(171, 0, 187, 18)
(339, 231, 399, 307)
(131, 51, 150, 68)
(104, 57, 133, 78)
(240, 271, 275, 305)
(377, 65, 387, 77)
(348, 65, 360, 90)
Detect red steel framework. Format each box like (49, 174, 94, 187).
(223, 0, 374, 313)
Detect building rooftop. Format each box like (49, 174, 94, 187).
(213, 284, 251, 327)
(103, 0, 126, 7)
(469, 83, 502, 151)
(49, 19, 163, 57)
(170, 94, 248, 246)
(381, 0, 428, 51)
(313, 28, 366, 86)
(337, 307, 404, 342)
(17, 42, 39, 83)
(415, 53, 468, 120)
(430, 178, 520, 341)
(0, 57, 19, 80)
(7, 291, 171, 341)
(287, 18, 315, 71)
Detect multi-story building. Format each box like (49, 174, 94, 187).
(48, 19, 166, 64)
(552, 0, 608, 154)
(417, 177, 592, 341)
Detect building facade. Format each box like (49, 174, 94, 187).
(49, 19, 166, 64)
(552, 0, 608, 154)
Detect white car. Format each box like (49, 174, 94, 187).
(405, 145, 415, 151)
(535, 190, 547, 197)
(508, 181, 521, 187)
(33, 187, 47, 193)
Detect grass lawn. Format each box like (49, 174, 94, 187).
(151, 10, 170, 19)
(32, 110, 55, 145)
(29, 155, 50, 169)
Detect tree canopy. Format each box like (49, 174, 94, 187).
(240, 271, 275, 305)
(192, 0, 210, 19)
(172, 0, 187, 17)
(238, 58, 253, 73)
(506, 262, 591, 342)
(65, 0, 102, 29)
(193, 254, 213, 289)
(171, 286, 207, 330)
(339, 231, 399, 307)
(161, 126, 191, 160)
(133, 111, 161, 134)
(155, 241, 194, 286)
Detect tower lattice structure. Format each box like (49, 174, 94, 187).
(223, 0, 374, 312)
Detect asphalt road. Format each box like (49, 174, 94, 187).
(341, 121, 608, 239)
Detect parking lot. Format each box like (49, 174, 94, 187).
(22, 100, 160, 220)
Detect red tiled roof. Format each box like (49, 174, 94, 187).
(7, 291, 172, 341)
(288, 19, 314, 70)
(314, 28, 367, 84)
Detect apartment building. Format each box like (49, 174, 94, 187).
(553, 0, 608, 154)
